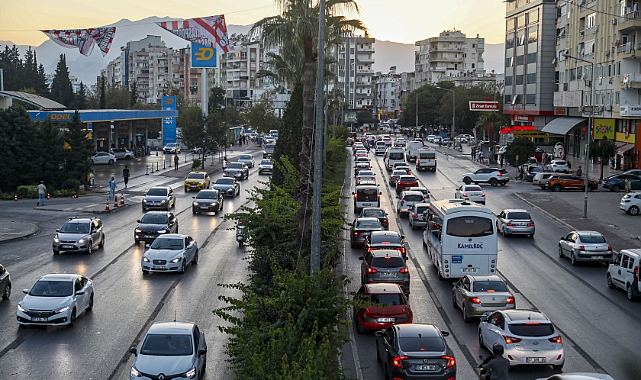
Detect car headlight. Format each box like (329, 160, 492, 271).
(170, 257, 182, 263)
(54, 306, 70, 314)
(53, 237, 60, 243)
(130, 366, 141, 377)
(157, 229, 168, 234)
(160, 200, 167, 205)
(193, 202, 198, 206)
(18, 304, 27, 312)
(198, 181, 204, 184)
(135, 228, 142, 233)
(142, 199, 148, 203)
(78, 238, 87, 244)
(210, 202, 217, 206)
(184, 367, 196, 378)
(142, 257, 150, 262)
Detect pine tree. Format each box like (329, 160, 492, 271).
(35, 119, 66, 187)
(50, 54, 74, 107)
(35, 54, 50, 96)
(99, 75, 106, 109)
(0, 45, 22, 91)
(0, 106, 38, 191)
(75, 83, 87, 110)
(64, 111, 94, 184)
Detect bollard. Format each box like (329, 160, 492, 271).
(120, 194, 125, 205)
(163, 160, 166, 170)
(105, 197, 110, 211)
(47, 192, 51, 200)
(113, 196, 119, 208)
(14, 194, 18, 202)
(157, 161, 159, 172)
(156, 151, 158, 157)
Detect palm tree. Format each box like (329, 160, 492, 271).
(252, 0, 367, 248)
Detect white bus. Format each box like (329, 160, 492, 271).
(422, 199, 498, 279)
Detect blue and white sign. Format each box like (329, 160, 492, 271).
(162, 96, 177, 146)
(191, 42, 217, 68)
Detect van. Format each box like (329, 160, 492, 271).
(406, 140, 424, 162)
(375, 141, 387, 155)
(416, 149, 437, 171)
(385, 147, 406, 171)
(607, 248, 641, 300)
(352, 185, 382, 213)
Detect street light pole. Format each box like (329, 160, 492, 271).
(564, 53, 594, 219)
(415, 93, 418, 131)
(436, 86, 455, 138)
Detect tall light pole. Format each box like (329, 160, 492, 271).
(564, 53, 594, 219)
(436, 86, 455, 137)
(415, 93, 419, 132)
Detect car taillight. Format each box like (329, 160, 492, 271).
(367, 267, 378, 274)
(468, 297, 481, 304)
(398, 247, 406, 254)
(412, 213, 418, 218)
(507, 223, 515, 227)
(442, 355, 456, 368)
(367, 247, 377, 253)
(506, 297, 515, 304)
(399, 267, 409, 274)
(382, 219, 388, 224)
(357, 177, 360, 180)
(462, 193, 468, 197)
(417, 159, 421, 163)
(503, 335, 522, 344)
(482, 193, 486, 197)
(579, 245, 585, 250)
(353, 231, 361, 236)
(498, 172, 503, 176)
(548, 335, 562, 344)
(529, 223, 535, 226)
(392, 355, 408, 368)
(635, 266, 639, 282)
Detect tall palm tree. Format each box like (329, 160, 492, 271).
(252, 0, 367, 249)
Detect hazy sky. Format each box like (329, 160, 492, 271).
(0, 0, 507, 47)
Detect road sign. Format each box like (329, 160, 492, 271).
(469, 101, 499, 111)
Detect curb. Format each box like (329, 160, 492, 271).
(513, 192, 576, 232)
(0, 222, 39, 243)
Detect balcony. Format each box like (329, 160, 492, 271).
(621, 72, 641, 89)
(617, 42, 641, 59)
(358, 45, 375, 52)
(619, 10, 641, 32)
(429, 66, 447, 72)
(356, 68, 374, 74)
(356, 57, 374, 63)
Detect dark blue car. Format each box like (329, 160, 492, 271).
(602, 174, 641, 192)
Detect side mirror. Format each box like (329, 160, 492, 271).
(75, 290, 85, 295)
(358, 256, 365, 260)
(56, 229, 60, 232)
(91, 230, 97, 234)
(23, 289, 29, 294)
(441, 331, 450, 337)
(137, 220, 141, 223)
(560, 237, 565, 241)
(145, 243, 151, 248)
(198, 348, 207, 356)
(129, 347, 137, 355)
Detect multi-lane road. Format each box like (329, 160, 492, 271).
(0, 142, 640, 380)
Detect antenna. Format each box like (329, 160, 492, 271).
(174, 310, 177, 322)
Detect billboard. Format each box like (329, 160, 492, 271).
(593, 118, 615, 140)
(190, 42, 217, 68)
(343, 110, 358, 123)
(162, 96, 177, 147)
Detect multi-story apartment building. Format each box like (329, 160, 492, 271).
(373, 67, 400, 118)
(415, 30, 488, 87)
(329, 36, 375, 111)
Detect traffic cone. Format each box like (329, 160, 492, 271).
(120, 194, 125, 205)
(105, 197, 110, 211)
(113, 196, 119, 208)
(47, 192, 51, 200)
(14, 194, 18, 202)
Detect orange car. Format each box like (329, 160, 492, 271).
(548, 174, 597, 192)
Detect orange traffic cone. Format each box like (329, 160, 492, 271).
(120, 194, 125, 205)
(113, 196, 119, 208)
(105, 197, 110, 211)
(47, 192, 51, 200)
(14, 194, 18, 202)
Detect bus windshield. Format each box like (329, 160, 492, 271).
(446, 216, 493, 237)
(356, 188, 378, 202)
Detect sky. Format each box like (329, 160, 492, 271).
(0, 0, 507, 47)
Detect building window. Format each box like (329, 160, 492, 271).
(527, 73, 537, 84)
(526, 94, 536, 104)
(506, 57, 514, 67)
(506, 33, 515, 49)
(505, 76, 513, 86)
(516, 75, 524, 85)
(516, 55, 524, 66)
(528, 26, 538, 44)
(570, 69, 576, 81)
(527, 52, 537, 64)
(504, 94, 512, 104)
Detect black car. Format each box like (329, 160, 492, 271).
(52, 217, 105, 255)
(192, 189, 224, 214)
(223, 162, 250, 180)
(375, 324, 456, 380)
(364, 231, 407, 260)
(349, 217, 384, 248)
(212, 177, 241, 197)
(359, 207, 389, 230)
(0, 264, 10, 301)
(134, 211, 178, 244)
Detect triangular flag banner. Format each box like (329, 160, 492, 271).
(156, 15, 229, 53)
(41, 27, 116, 56)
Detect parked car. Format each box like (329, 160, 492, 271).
(359, 250, 410, 293)
(354, 283, 413, 334)
(462, 168, 509, 186)
(364, 231, 407, 260)
(452, 275, 515, 322)
(602, 174, 641, 192)
(532, 172, 556, 189)
(359, 208, 389, 230)
(496, 209, 535, 238)
(258, 159, 273, 175)
(237, 153, 255, 168)
(546, 159, 569, 173)
(408, 203, 431, 230)
(141, 234, 199, 274)
(91, 152, 116, 165)
(0, 264, 11, 301)
(548, 175, 597, 192)
(455, 184, 486, 204)
(17, 273, 94, 327)
(624, 169, 641, 176)
(134, 211, 178, 244)
(212, 177, 240, 197)
(192, 189, 223, 215)
(558, 230, 613, 265)
(53, 217, 105, 255)
(396, 190, 425, 218)
(163, 143, 181, 154)
(142, 186, 176, 211)
(607, 248, 641, 301)
(349, 217, 384, 248)
(184, 171, 211, 192)
(620, 191, 641, 215)
(112, 148, 134, 160)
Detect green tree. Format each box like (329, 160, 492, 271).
(64, 111, 94, 184)
(35, 119, 66, 187)
(0, 106, 38, 191)
(105, 85, 130, 109)
(590, 137, 617, 181)
(0, 45, 22, 91)
(178, 106, 206, 150)
(242, 91, 280, 133)
(504, 138, 536, 177)
(50, 54, 74, 107)
(99, 75, 106, 109)
(356, 110, 375, 127)
(75, 83, 87, 110)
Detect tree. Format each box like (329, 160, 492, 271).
(272, 83, 303, 186)
(0, 106, 38, 191)
(504, 138, 536, 176)
(178, 106, 206, 150)
(50, 54, 74, 107)
(242, 91, 280, 133)
(99, 75, 106, 109)
(64, 111, 94, 184)
(590, 137, 617, 181)
(75, 83, 87, 110)
(35, 119, 66, 187)
(105, 85, 130, 109)
(356, 110, 375, 127)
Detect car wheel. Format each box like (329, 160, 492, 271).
(463, 177, 472, 185)
(410, 220, 416, 230)
(452, 293, 457, 309)
(502, 228, 508, 238)
(142, 207, 147, 212)
(607, 274, 615, 289)
(87, 293, 94, 311)
(478, 329, 485, 349)
(558, 245, 564, 257)
(86, 241, 93, 255)
(192, 208, 197, 214)
(552, 184, 562, 192)
(68, 308, 76, 327)
(589, 185, 596, 192)
(612, 184, 621, 192)
(53, 250, 59, 255)
(180, 261, 186, 274)
(629, 206, 640, 216)
(570, 252, 578, 266)
(99, 235, 105, 248)
(142, 270, 149, 275)
(192, 250, 199, 265)
(627, 284, 638, 301)
(108, 159, 114, 165)
(2, 283, 11, 300)
(500, 182, 506, 186)
(489, 178, 498, 186)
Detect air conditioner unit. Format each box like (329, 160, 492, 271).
(612, 18, 618, 25)
(605, 104, 613, 111)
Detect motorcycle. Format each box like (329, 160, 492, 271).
(222, 158, 228, 170)
(236, 222, 246, 247)
(476, 355, 491, 380)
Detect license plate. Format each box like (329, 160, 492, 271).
(592, 256, 603, 259)
(462, 268, 477, 273)
(362, 203, 372, 206)
(200, 206, 209, 209)
(153, 266, 166, 270)
(62, 245, 74, 249)
(32, 317, 48, 322)
(144, 235, 155, 238)
(377, 318, 395, 322)
(414, 365, 437, 371)
(380, 272, 397, 277)
(526, 357, 546, 363)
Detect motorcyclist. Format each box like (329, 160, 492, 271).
(480, 343, 510, 380)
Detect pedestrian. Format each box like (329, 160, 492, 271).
(123, 165, 130, 188)
(499, 155, 504, 168)
(625, 177, 630, 193)
(576, 166, 582, 177)
(174, 154, 179, 170)
(37, 181, 47, 206)
(108, 176, 117, 198)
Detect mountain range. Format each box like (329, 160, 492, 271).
(0, 16, 504, 87)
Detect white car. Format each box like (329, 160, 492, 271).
(427, 135, 436, 143)
(163, 143, 181, 154)
(112, 148, 134, 160)
(455, 184, 485, 204)
(258, 159, 273, 175)
(141, 234, 199, 274)
(238, 153, 255, 168)
(407, 186, 430, 203)
(546, 159, 569, 173)
(355, 170, 376, 186)
(394, 137, 406, 147)
(91, 152, 116, 165)
(620, 192, 641, 215)
(17, 273, 94, 327)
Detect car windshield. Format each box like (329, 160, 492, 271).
(415, 206, 430, 214)
(140, 334, 193, 356)
(362, 209, 385, 218)
(147, 188, 168, 196)
(227, 163, 243, 169)
(371, 234, 401, 245)
(260, 160, 272, 165)
(578, 234, 606, 243)
(265, 144, 275, 150)
(150, 238, 184, 250)
(367, 293, 405, 305)
(196, 191, 218, 200)
(60, 222, 90, 234)
(403, 194, 424, 202)
(507, 212, 531, 220)
(465, 186, 483, 192)
(399, 337, 445, 352)
(472, 281, 508, 292)
(29, 280, 73, 297)
(187, 173, 205, 179)
(141, 214, 168, 224)
(215, 178, 234, 185)
(355, 219, 382, 229)
(371, 256, 405, 268)
(240, 155, 252, 160)
(508, 323, 555, 337)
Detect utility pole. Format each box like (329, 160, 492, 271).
(415, 93, 418, 130)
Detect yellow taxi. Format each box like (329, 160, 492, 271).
(184, 171, 210, 191)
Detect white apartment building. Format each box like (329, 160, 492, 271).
(373, 67, 400, 117)
(330, 36, 375, 111)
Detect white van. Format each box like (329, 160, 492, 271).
(406, 140, 424, 162)
(607, 248, 641, 300)
(416, 149, 437, 171)
(385, 147, 406, 171)
(375, 141, 387, 155)
(352, 185, 382, 213)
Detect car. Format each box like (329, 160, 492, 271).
(163, 143, 181, 154)
(223, 162, 250, 180)
(263, 143, 275, 158)
(607, 248, 641, 301)
(134, 211, 178, 244)
(389, 169, 408, 187)
(427, 135, 436, 143)
(212, 177, 240, 197)
(354, 156, 371, 165)
(352, 283, 413, 334)
(238, 153, 255, 168)
(0, 264, 11, 301)
(354, 162, 372, 176)
(479, 309, 564, 369)
(258, 159, 274, 175)
(17, 273, 94, 327)
(624, 169, 641, 176)
(462, 168, 509, 186)
(141, 234, 199, 274)
(396, 190, 424, 218)
(359, 207, 389, 230)
(112, 148, 134, 160)
(395, 175, 418, 194)
(525, 166, 544, 181)
(546, 159, 569, 173)
(392, 162, 411, 173)
(407, 186, 430, 203)
(355, 170, 376, 186)
(532, 172, 556, 189)
(408, 203, 431, 230)
(129, 320, 207, 379)
(184, 171, 211, 192)
(364, 231, 407, 260)
(455, 184, 486, 204)
(375, 324, 455, 380)
(548, 175, 597, 192)
(91, 151, 117, 165)
(142, 186, 176, 211)
(496, 209, 535, 238)
(620, 191, 641, 215)
(354, 149, 369, 158)
(558, 230, 613, 265)
(535, 374, 615, 380)
(349, 217, 384, 248)
(451, 275, 515, 322)
(53, 217, 105, 255)
(602, 174, 641, 192)
(394, 137, 406, 147)
(192, 189, 223, 214)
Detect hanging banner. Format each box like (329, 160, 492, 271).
(162, 96, 177, 147)
(191, 42, 217, 68)
(41, 27, 116, 56)
(593, 119, 615, 140)
(156, 15, 229, 53)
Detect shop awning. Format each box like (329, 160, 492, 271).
(541, 117, 586, 135)
(617, 143, 635, 155)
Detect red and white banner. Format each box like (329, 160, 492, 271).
(156, 15, 229, 53)
(41, 28, 116, 56)
(469, 101, 500, 111)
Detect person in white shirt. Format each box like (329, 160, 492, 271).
(37, 181, 47, 206)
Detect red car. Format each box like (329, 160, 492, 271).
(395, 175, 418, 194)
(353, 283, 413, 334)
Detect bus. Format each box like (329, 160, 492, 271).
(422, 199, 497, 279)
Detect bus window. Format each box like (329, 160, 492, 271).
(356, 188, 379, 202)
(446, 216, 493, 237)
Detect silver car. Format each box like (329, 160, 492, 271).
(479, 309, 564, 369)
(141, 234, 199, 274)
(455, 184, 485, 204)
(91, 151, 116, 165)
(142, 186, 176, 211)
(53, 217, 105, 255)
(258, 159, 273, 175)
(452, 275, 515, 322)
(17, 273, 94, 327)
(396, 190, 424, 217)
(558, 230, 613, 265)
(130, 321, 207, 380)
(496, 209, 535, 238)
(408, 203, 430, 230)
(238, 153, 255, 168)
